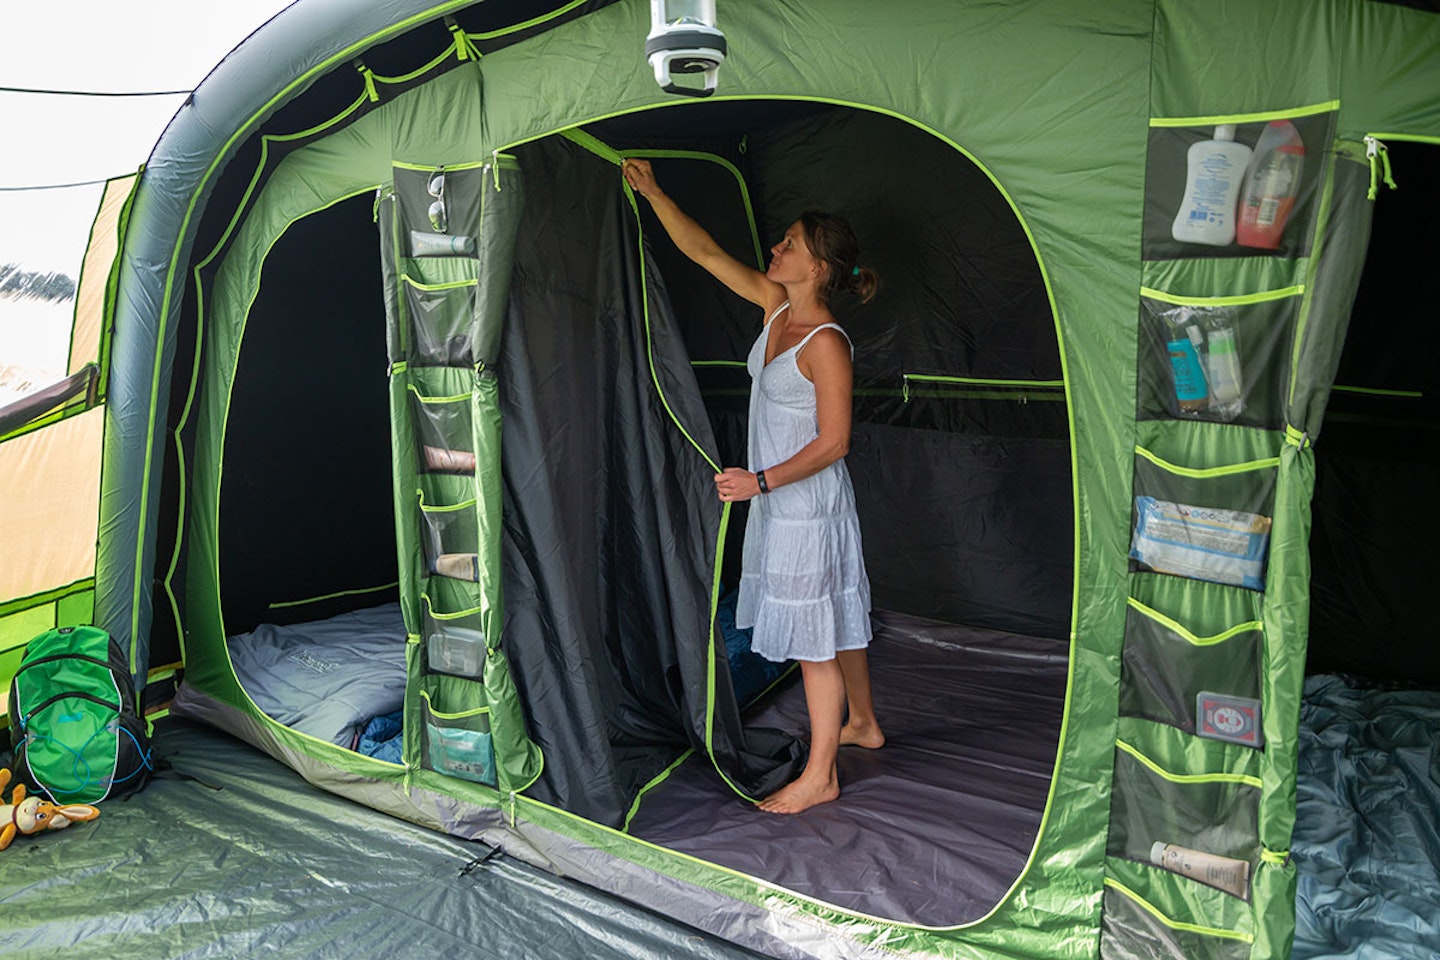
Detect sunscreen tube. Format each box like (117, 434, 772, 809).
(1150, 841, 1251, 899)
(422, 445, 476, 473)
(410, 230, 476, 256)
(433, 553, 481, 582)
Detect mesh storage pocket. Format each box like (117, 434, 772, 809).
(418, 489, 479, 582)
(1129, 431, 1279, 591)
(1108, 740, 1260, 897)
(1100, 876, 1253, 960)
(393, 164, 487, 258)
(1136, 290, 1299, 429)
(420, 676, 494, 786)
(1142, 110, 1334, 261)
(401, 260, 478, 367)
(1120, 596, 1263, 744)
(420, 592, 487, 678)
(410, 387, 474, 475)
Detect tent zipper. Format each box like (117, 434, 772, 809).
(1363, 136, 1398, 200)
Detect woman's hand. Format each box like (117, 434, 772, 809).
(622, 159, 662, 202)
(714, 467, 761, 503)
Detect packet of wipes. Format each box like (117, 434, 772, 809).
(1130, 496, 1271, 590)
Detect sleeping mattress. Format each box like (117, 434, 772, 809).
(220, 603, 408, 749)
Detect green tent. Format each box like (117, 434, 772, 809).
(5, 1, 1438, 957)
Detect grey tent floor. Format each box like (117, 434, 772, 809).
(0, 718, 766, 960)
(628, 611, 1071, 927)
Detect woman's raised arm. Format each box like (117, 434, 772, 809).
(622, 159, 782, 309)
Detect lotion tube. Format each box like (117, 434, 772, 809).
(1150, 841, 1252, 899)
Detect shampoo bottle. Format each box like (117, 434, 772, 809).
(1167, 320, 1210, 415)
(1236, 120, 1305, 249)
(1171, 125, 1252, 246)
(1205, 312, 1244, 421)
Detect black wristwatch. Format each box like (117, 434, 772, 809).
(756, 469, 770, 494)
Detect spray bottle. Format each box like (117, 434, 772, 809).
(1171, 125, 1252, 246)
(1237, 120, 1305, 249)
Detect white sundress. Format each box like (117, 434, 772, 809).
(735, 302, 873, 663)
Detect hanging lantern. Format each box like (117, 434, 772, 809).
(645, 0, 727, 98)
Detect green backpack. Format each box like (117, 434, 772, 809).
(8, 625, 153, 804)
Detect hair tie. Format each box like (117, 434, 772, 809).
(851, 266, 861, 277)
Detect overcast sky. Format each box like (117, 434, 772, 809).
(0, 1, 298, 273)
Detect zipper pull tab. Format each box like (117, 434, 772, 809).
(902, 374, 910, 404)
(1363, 136, 1398, 200)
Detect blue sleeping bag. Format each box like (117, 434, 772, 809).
(716, 588, 790, 706)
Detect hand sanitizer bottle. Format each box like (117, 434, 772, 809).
(1205, 311, 1244, 421)
(1171, 125, 1253, 246)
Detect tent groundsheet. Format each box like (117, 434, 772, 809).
(0, 718, 765, 960)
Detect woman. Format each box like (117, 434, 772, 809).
(622, 158, 884, 815)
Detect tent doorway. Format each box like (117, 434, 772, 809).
(499, 101, 1074, 926)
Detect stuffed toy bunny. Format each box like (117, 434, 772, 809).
(1, 767, 100, 851)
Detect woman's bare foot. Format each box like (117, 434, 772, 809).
(839, 718, 885, 749)
(758, 774, 840, 814)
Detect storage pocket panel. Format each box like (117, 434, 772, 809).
(1120, 597, 1263, 745)
(418, 490, 479, 582)
(1108, 733, 1260, 897)
(420, 675, 494, 786)
(1137, 288, 1300, 429)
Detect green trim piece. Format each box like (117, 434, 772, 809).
(622, 748, 696, 832)
(267, 581, 400, 611)
(392, 157, 493, 172)
(466, 0, 590, 40)
(1138, 285, 1304, 307)
(1365, 132, 1440, 146)
(699, 500, 751, 802)
(690, 360, 748, 368)
(1134, 445, 1280, 478)
(401, 274, 478, 291)
(1149, 100, 1339, 127)
(0, 386, 97, 445)
(1331, 384, 1423, 398)
(417, 489, 478, 513)
(1260, 848, 1290, 865)
(1125, 598, 1263, 647)
(1115, 739, 1263, 789)
(1288, 143, 1341, 409)
(903, 373, 1066, 388)
(406, 383, 472, 404)
(1103, 878, 1254, 944)
(369, 46, 457, 85)
(421, 592, 486, 622)
(561, 127, 624, 165)
(619, 148, 766, 267)
(0, 578, 95, 621)
(889, 387, 1067, 403)
(419, 688, 491, 721)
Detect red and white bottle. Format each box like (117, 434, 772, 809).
(1236, 120, 1305, 249)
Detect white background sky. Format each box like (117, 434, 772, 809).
(0, 1, 297, 397)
